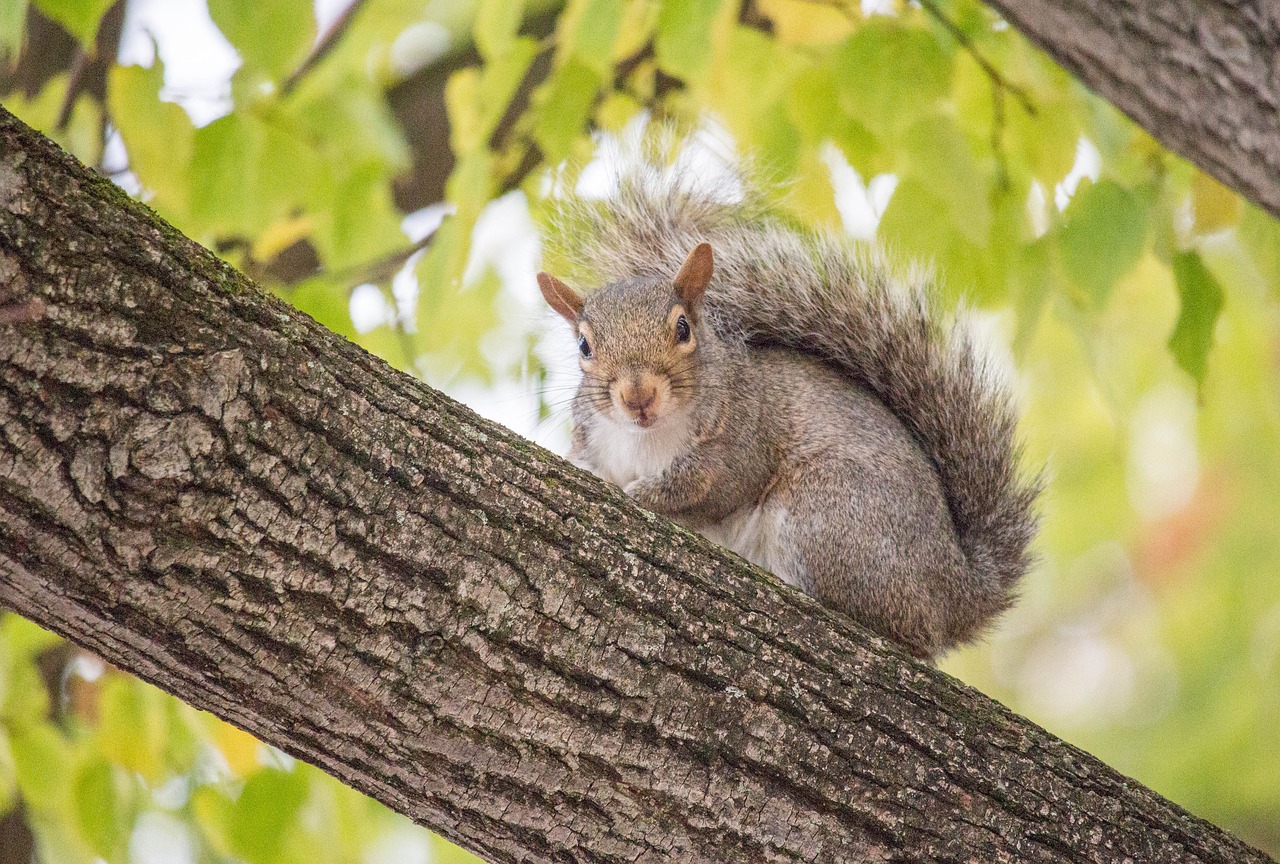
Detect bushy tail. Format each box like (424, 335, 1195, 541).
(550, 166, 1040, 635)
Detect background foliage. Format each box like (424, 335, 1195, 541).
(2, 0, 1279, 860)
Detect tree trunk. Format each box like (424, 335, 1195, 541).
(982, 0, 1280, 219)
(0, 108, 1271, 864)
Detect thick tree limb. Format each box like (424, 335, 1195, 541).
(0, 109, 1271, 864)
(981, 0, 1280, 219)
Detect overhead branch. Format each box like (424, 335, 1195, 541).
(979, 0, 1280, 218)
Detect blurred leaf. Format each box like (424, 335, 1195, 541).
(229, 768, 308, 864)
(877, 178, 953, 266)
(31, 0, 111, 45)
(447, 37, 537, 155)
(0, 647, 50, 729)
(4, 73, 104, 165)
(1, 614, 61, 660)
(109, 62, 194, 218)
(474, 0, 524, 59)
(252, 214, 315, 263)
(191, 783, 236, 856)
(73, 759, 132, 860)
(899, 116, 990, 243)
(1, 0, 28, 55)
(1238, 206, 1280, 295)
(212, 719, 262, 778)
(789, 63, 882, 177)
(207, 0, 314, 79)
(190, 113, 263, 234)
(1192, 171, 1243, 235)
(533, 59, 601, 161)
(656, 0, 723, 83)
(562, 0, 624, 76)
(11, 725, 74, 810)
(1169, 250, 1224, 390)
(1010, 98, 1082, 186)
(97, 675, 168, 781)
(836, 20, 951, 140)
(1058, 179, 1148, 306)
(0, 730, 15, 816)
(288, 277, 359, 337)
(431, 833, 489, 864)
(596, 90, 644, 131)
(758, 0, 855, 45)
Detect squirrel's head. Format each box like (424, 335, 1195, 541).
(538, 243, 715, 431)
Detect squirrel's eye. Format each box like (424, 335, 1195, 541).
(578, 335, 593, 359)
(675, 315, 691, 343)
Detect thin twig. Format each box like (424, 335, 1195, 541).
(55, 47, 89, 130)
(282, 0, 368, 95)
(915, 0, 1036, 116)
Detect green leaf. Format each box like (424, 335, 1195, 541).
(563, 0, 625, 76)
(835, 20, 951, 140)
(789, 63, 882, 177)
(229, 768, 308, 864)
(11, 725, 74, 810)
(207, 0, 314, 79)
(533, 59, 601, 161)
(1, 0, 29, 55)
(1169, 250, 1224, 390)
(1010, 96, 1082, 186)
(189, 111, 324, 240)
(73, 759, 132, 860)
(31, 0, 112, 46)
(655, 0, 723, 83)
(876, 178, 953, 267)
(190, 112, 263, 234)
(1238, 205, 1280, 296)
(108, 62, 194, 218)
(0, 730, 16, 816)
(97, 676, 168, 781)
(899, 116, 990, 244)
(474, 0, 524, 59)
(1057, 179, 1148, 307)
(1, 614, 61, 660)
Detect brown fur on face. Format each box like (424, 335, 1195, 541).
(541, 245, 712, 430)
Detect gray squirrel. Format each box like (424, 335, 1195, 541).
(537, 171, 1039, 659)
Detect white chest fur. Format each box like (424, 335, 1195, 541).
(582, 412, 694, 488)
(579, 413, 803, 592)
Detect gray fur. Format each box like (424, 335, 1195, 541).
(547, 168, 1040, 659)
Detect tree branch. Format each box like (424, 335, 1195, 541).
(0, 107, 1272, 864)
(979, 0, 1280, 218)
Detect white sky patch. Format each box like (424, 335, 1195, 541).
(129, 812, 198, 864)
(390, 21, 452, 77)
(350, 283, 393, 333)
(824, 142, 895, 241)
(117, 0, 239, 125)
(1127, 382, 1201, 522)
(1055, 136, 1101, 210)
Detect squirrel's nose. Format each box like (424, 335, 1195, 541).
(620, 383, 656, 412)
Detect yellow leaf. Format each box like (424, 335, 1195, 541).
(757, 0, 856, 45)
(212, 719, 262, 778)
(1192, 171, 1242, 235)
(252, 215, 315, 263)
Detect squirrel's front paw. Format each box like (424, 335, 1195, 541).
(623, 476, 665, 510)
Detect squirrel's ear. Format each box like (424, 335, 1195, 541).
(674, 243, 714, 304)
(537, 272, 584, 324)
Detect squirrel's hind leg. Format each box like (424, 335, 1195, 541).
(776, 469, 960, 660)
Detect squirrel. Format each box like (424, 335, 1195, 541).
(536, 169, 1039, 660)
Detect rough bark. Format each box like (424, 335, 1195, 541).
(0, 108, 1271, 864)
(981, 0, 1280, 219)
